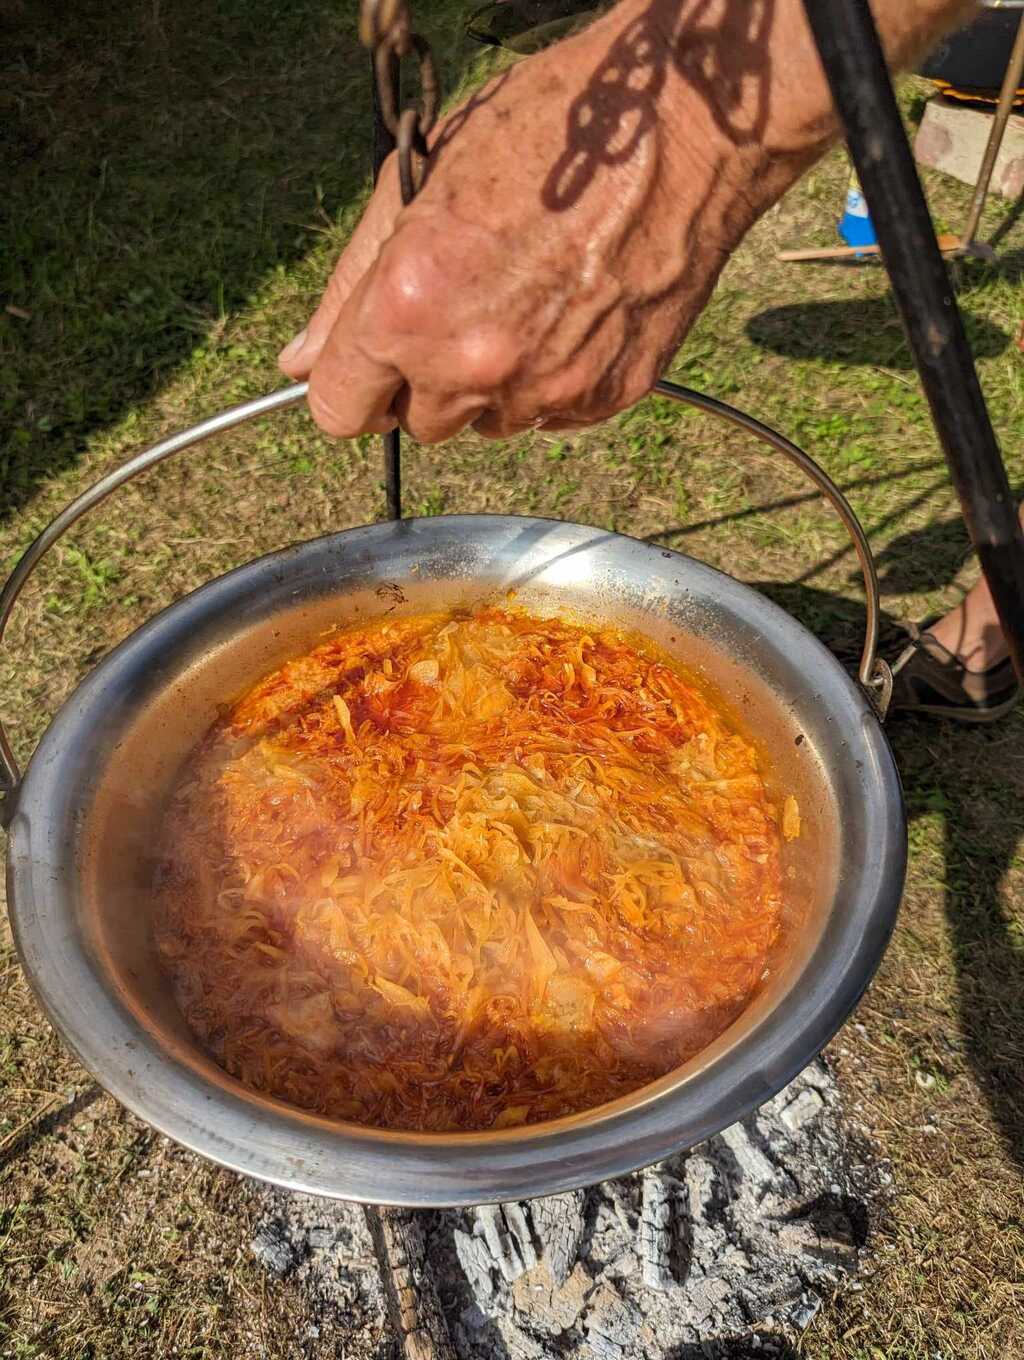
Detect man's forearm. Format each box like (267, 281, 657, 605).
(283, 0, 981, 441)
(666, 0, 976, 159)
(584, 0, 980, 257)
(718, 0, 977, 158)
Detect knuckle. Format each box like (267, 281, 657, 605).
(403, 421, 445, 446)
(539, 364, 593, 417)
(307, 381, 359, 438)
(399, 409, 432, 443)
(474, 406, 533, 440)
(619, 373, 653, 412)
(371, 232, 442, 333)
(392, 391, 443, 446)
(458, 326, 520, 391)
(581, 365, 655, 424)
(400, 405, 460, 446)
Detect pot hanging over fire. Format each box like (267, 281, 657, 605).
(1, 377, 904, 1207)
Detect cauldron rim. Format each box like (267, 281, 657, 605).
(5, 512, 905, 1206)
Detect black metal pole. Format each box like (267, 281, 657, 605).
(372, 54, 403, 521)
(802, 0, 1024, 683)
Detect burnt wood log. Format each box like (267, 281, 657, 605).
(253, 1060, 876, 1356)
(364, 1206, 458, 1360)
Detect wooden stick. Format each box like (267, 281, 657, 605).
(364, 1206, 457, 1360)
(777, 232, 962, 261)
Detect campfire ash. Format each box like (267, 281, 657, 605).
(252, 1057, 879, 1358)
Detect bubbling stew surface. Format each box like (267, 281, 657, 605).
(154, 607, 790, 1132)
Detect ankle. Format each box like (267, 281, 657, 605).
(927, 610, 1009, 673)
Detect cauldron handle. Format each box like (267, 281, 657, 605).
(0, 382, 309, 819)
(0, 376, 890, 821)
(654, 379, 893, 718)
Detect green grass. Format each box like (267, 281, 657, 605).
(2, 1, 1024, 1355)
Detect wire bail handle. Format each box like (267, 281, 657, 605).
(359, 0, 440, 206)
(0, 378, 891, 827)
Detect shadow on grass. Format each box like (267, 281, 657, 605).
(650, 459, 947, 553)
(750, 573, 1024, 1174)
(989, 193, 1024, 251)
(873, 510, 984, 595)
(956, 245, 1024, 288)
(0, 0, 474, 522)
(745, 295, 1010, 368)
(0, 1083, 103, 1173)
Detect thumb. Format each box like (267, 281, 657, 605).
(278, 263, 358, 378)
(278, 156, 404, 379)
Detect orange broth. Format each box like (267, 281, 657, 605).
(153, 607, 786, 1131)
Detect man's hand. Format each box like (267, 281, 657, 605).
(279, 0, 972, 443)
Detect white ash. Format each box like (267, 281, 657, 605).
(250, 1190, 387, 1357)
(251, 1057, 873, 1358)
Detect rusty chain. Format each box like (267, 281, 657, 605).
(359, 0, 441, 205)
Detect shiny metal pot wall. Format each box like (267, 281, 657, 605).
(2, 388, 905, 1208)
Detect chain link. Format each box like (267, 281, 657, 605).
(360, 0, 441, 204)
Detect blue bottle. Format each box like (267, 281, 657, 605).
(838, 166, 878, 250)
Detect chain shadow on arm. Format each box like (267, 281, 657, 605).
(542, 0, 775, 212)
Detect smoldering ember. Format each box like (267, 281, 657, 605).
(250, 1058, 888, 1358)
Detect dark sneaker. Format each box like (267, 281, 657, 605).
(506, 0, 597, 21)
(466, 0, 603, 51)
(889, 623, 1020, 723)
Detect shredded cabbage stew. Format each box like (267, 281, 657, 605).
(154, 608, 788, 1132)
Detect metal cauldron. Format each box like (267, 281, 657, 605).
(1, 380, 905, 1206)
